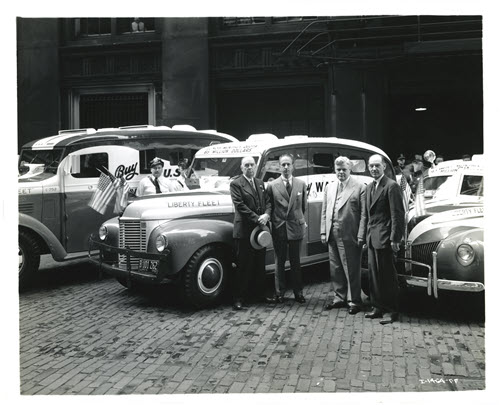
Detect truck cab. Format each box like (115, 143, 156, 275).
(18, 125, 237, 287)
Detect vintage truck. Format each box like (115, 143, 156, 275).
(18, 125, 236, 287)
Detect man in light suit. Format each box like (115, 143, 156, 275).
(365, 154, 405, 324)
(268, 154, 307, 303)
(320, 156, 367, 314)
(230, 156, 275, 310)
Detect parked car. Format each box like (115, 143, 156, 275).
(90, 133, 396, 308)
(18, 124, 237, 287)
(398, 157, 484, 298)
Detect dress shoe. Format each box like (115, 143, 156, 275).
(276, 295, 285, 304)
(294, 295, 306, 304)
(348, 306, 361, 315)
(364, 308, 383, 319)
(326, 301, 347, 310)
(264, 296, 277, 304)
(233, 301, 243, 310)
(380, 312, 399, 325)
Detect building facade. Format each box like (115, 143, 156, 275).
(17, 16, 483, 160)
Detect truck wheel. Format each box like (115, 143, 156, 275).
(19, 231, 41, 288)
(182, 245, 228, 309)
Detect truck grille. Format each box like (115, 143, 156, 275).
(410, 241, 440, 267)
(118, 220, 147, 270)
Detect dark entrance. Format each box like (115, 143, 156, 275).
(216, 86, 325, 140)
(79, 93, 149, 128)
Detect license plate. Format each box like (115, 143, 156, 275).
(138, 259, 159, 273)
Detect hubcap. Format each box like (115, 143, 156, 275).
(197, 258, 223, 295)
(19, 246, 25, 273)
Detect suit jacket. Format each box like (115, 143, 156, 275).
(268, 176, 307, 240)
(366, 175, 405, 249)
(320, 176, 367, 245)
(230, 175, 271, 239)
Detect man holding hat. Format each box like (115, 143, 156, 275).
(267, 153, 307, 304)
(136, 157, 184, 197)
(230, 156, 274, 310)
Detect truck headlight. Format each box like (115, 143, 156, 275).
(155, 234, 168, 252)
(457, 243, 475, 266)
(99, 225, 108, 241)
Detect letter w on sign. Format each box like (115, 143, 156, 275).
(89, 172, 120, 215)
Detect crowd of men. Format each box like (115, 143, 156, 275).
(229, 153, 404, 325)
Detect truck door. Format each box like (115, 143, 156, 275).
(62, 145, 140, 253)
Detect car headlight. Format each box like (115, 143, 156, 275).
(457, 243, 475, 266)
(155, 234, 168, 252)
(99, 225, 108, 241)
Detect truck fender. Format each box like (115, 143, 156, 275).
(153, 219, 234, 275)
(18, 212, 67, 261)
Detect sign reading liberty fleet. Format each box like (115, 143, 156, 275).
(167, 200, 221, 208)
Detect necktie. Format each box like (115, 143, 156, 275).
(371, 181, 377, 198)
(250, 179, 256, 190)
(285, 180, 291, 196)
(339, 182, 344, 193)
(154, 178, 161, 194)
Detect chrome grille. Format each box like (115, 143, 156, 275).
(118, 220, 147, 270)
(411, 241, 440, 267)
(19, 202, 34, 215)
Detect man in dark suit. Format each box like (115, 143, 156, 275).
(230, 156, 274, 310)
(320, 156, 367, 314)
(365, 154, 405, 324)
(267, 154, 307, 303)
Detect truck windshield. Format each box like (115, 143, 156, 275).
(423, 175, 451, 198)
(187, 156, 260, 190)
(18, 149, 64, 181)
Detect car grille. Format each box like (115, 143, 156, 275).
(118, 220, 147, 270)
(410, 241, 440, 267)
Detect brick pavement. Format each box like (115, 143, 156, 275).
(18, 264, 485, 395)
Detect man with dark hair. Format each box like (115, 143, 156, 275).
(267, 153, 308, 303)
(365, 154, 405, 324)
(136, 157, 183, 196)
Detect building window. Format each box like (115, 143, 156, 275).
(75, 18, 112, 37)
(68, 85, 156, 129)
(73, 18, 155, 38)
(222, 17, 266, 27)
(272, 17, 318, 23)
(116, 17, 156, 34)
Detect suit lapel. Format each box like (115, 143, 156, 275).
(277, 178, 290, 201)
(337, 179, 355, 211)
(242, 177, 257, 203)
(370, 176, 386, 208)
(286, 178, 299, 217)
(329, 181, 338, 210)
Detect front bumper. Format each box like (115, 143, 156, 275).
(398, 252, 484, 298)
(88, 237, 171, 284)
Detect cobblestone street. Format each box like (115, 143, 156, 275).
(16, 258, 486, 397)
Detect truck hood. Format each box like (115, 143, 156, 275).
(121, 189, 234, 221)
(408, 206, 483, 245)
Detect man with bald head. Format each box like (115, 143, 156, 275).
(230, 156, 274, 310)
(365, 154, 405, 324)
